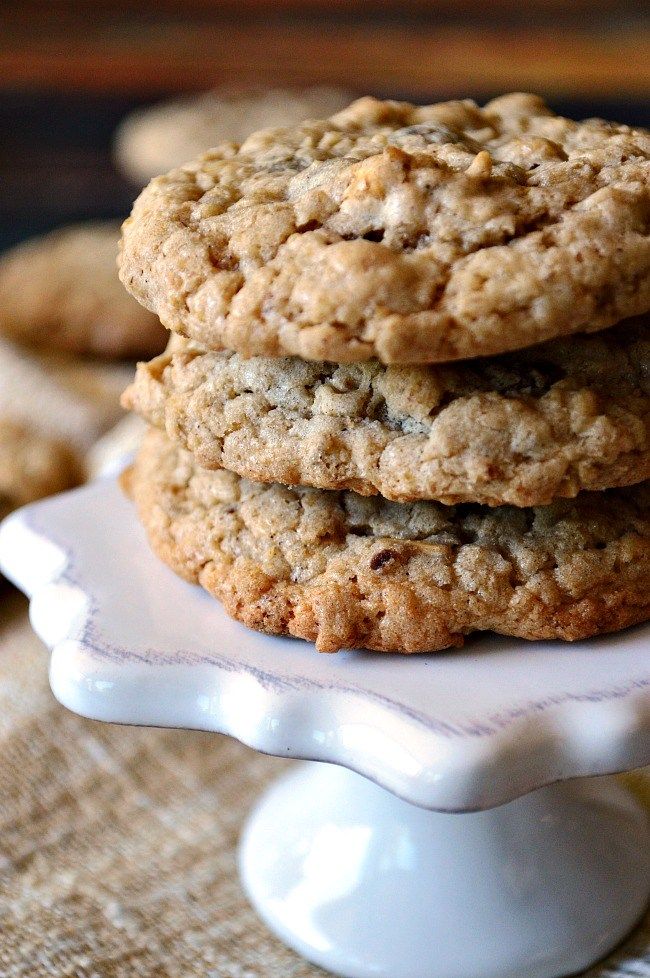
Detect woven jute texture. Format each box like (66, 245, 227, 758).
(0, 591, 648, 978)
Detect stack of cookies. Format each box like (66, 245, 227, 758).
(118, 92, 650, 653)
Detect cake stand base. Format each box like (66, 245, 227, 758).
(239, 762, 649, 978)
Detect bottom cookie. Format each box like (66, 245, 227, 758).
(125, 428, 650, 653)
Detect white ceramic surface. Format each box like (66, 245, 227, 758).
(0, 478, 648, 812)
(1, 479, 649, 978)
(240, 763, 650, 978)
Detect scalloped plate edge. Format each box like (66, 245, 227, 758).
(1, 487, 649, 812)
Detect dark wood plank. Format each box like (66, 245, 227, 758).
(12, 0, 640, 11)
(0, 20, 648, 98)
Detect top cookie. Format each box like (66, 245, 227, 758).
(114, 85, 356, 184)
(0, 222, 166, 360)
(119, 93, 650, 365)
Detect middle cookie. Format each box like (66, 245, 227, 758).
(124, 317, 650, 508)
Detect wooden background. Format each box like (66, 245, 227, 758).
(2, 0, 649, 98)
(0, 0, 648, 249)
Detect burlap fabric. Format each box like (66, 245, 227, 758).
(0, 591, 648, 977)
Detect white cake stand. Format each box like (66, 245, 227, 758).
(1, 479, 649, 978)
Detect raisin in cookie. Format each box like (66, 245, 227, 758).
(123, 317, 650, 507)
(124, 428, 650, 653)
(0, 223, 166, 359)
(114, 86, 355, 184)
(119, 93, 650, 365)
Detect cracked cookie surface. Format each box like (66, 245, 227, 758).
(0, 223, 166, 359)
(124, 428, 650, 652)
(124, 318, 650, 507)
(119, 93, 650, 365)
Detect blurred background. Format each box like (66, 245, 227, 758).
(1, 0, 648, 249)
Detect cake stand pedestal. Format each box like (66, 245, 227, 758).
(1, 479, 648, 978)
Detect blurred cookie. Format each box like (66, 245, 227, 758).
(0, 338, 132, 516)
(120, 93, 650, 364)
(44, 356, 134, 437)
(124, 428, 650, 653)
(0, 419, 80, 521)
(124, 318, 650, 507)
(0, 223, 166, 359)
(0, 340, 130, 451)
(114, 85, 356, 184)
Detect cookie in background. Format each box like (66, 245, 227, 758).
(0, 419, 80, 521)
(0, 222, 166, 360)
(113, 85, 356, 184)
(0, 337, 132, 519)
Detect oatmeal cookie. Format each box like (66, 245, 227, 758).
(119, 93, 650, 364)
(124, 318, 650, 507)
(0, 337, 133, 514)
(0, 223, 166, 359)
(124, 428, 650, 653)
(0, 338, 131, 454)
(0, 419, 80, 521)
